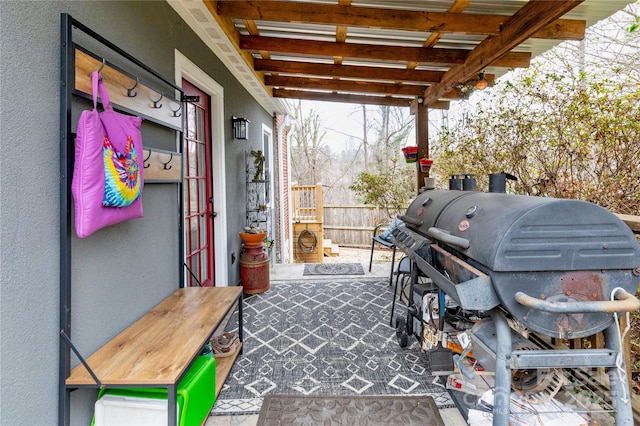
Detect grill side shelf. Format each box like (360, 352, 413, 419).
(411, 244, 500, 311)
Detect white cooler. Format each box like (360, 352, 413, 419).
(94, 394, 179, 426)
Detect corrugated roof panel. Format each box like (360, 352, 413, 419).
(265, 52, 337, 62)
(351, 0, 453, 12)
(345, 27, 433, 44)
(240, 20, 336, 40)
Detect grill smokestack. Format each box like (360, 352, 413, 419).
(488, 172, 517, 193)
(448, 174, 476, 191)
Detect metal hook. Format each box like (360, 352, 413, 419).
(143, 150, 152, 169)
(170, 102, 182, 117)
(151, 91, 163, 109)
(161, 153, 173, 170)
(96, 58, 106, 80)
(127, 77, 139, 98)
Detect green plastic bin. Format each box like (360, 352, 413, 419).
(93, 355, 216, 426)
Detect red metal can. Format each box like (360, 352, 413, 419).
(240, 242, 270, 294)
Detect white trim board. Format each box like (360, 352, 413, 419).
(175, 49, 229, 287)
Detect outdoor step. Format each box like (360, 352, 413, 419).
(323, 239, 332, 256)
(323, 239, 340, 257)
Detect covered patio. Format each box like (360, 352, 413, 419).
(1, 1, 637, 425)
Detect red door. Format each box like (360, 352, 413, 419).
(183, 80, 215, 287)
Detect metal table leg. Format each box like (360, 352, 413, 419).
(168, 384, 177, 426)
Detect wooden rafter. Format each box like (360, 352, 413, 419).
(265, 75, 428, 96)
(254, 59, 446, 83)
(333, 0, 351, 66)
(241, 35, 468, 64)
(265, 74, 495, 97)
(241, 35, 531, 68)
(273, 88, 450, 109)
(217, 1, 585, 40)
(421, 0, 585, 106)
(408, 0, 473, 71)
(202, 0, 272, 97)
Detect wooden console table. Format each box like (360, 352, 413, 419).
(65, 286, 243, 425)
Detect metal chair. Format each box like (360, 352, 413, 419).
(389, 256, 412, 326)
(368, 223, 397, 287)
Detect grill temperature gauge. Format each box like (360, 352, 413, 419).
(466, 205, 480, 218)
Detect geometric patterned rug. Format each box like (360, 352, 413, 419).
(211, 278, 454, 416)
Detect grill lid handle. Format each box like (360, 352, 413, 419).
(397, 214, 422, 227)
(515, 290, 640, 313)
(427, 227, 470, 250)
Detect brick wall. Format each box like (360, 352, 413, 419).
(273, 113, 291, 262)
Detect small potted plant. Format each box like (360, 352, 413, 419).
(239, 225, 267, 245)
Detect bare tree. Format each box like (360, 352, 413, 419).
(289, 100, 330, 185)
(361, 105, 369, 171)
(350, 106, 416, 217)
(370, 106, 414, 169)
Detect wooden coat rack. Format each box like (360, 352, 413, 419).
(73, 47, 183, 182)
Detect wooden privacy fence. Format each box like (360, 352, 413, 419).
(322, 206, 640, 248)
(323, 205, 399, 247)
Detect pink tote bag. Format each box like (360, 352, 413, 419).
(72, 71, 144, 238)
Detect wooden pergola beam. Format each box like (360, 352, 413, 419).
(254, 59, 446, 83)
(265, 74, 496, 98)
(217, 1, 585, 40)
(422, 0, 585, 106)
(241, 35, 531, 68)
(272, 88, 450, 109)
(241, 35, 468, 65)
(266, 75, 428, 96)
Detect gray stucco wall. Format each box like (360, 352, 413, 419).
(0, 1, 271, 424)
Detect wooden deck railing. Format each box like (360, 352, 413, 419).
(291, 184, 323, 223)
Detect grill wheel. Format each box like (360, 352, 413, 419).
(394, 316, 408, 348)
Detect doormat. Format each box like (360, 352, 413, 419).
(211, 279, 453, 416)
(303, 262, 365, 275)
(257, 394, 445, 425)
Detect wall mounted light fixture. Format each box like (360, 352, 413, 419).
(232, 116, 250, 140)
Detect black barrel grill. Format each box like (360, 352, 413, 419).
(393, 189, 640, 425)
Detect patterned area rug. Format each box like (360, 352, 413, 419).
(212, 279, 453, 416)
(303, 262, 365, 275)
(257, 394, 445, 425)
